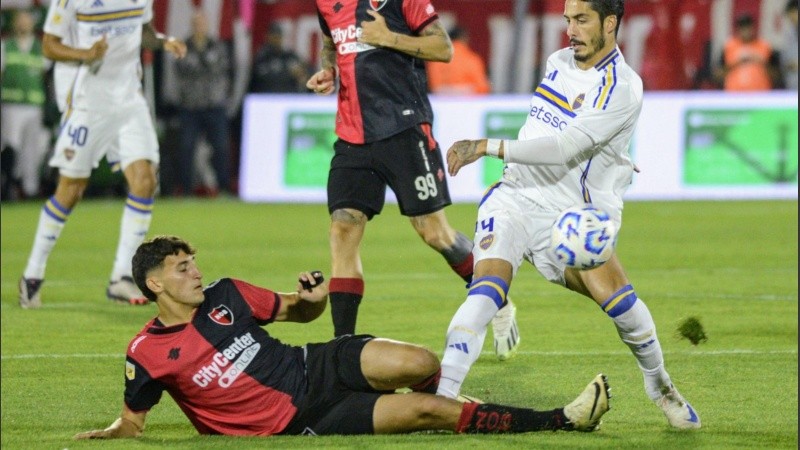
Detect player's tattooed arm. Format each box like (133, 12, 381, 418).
(307, 36, 338, 94)
(446, 139, 488, 176)
(359, 11, 452, 62)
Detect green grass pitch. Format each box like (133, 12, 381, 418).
(1, 198, 797, 449)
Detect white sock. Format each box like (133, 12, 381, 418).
(110, 194, 153, 281)
(602, 285, 672, 400)
(24, 197, 70, 279)
(437, 276, 508, 398)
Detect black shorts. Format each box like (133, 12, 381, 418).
(281, 334, 385, 435)
(327, 123, 452, 219)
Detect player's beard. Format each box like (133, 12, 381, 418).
(573, 29, 606, 64)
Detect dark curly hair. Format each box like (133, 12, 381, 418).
(132, 236, 196, 302)
(582, 0, 625, 37)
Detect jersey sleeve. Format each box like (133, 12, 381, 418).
(43, 0, 76, 39)
(142, 0, 154, 24)
(569, 70, 642, 148)
(317, 10, 331, 37)
(402, 0, 439, 34)
(231, 279, 281, 325)
(124, 355, 164, 413)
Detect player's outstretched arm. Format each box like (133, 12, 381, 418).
(142, 22, 186, 59)
(275, 271, 329, 323)
(73, 406, 147, 440)
(359, 11, 452, 62)
(446, 139, 490, 176)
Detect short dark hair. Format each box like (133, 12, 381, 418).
(132, 236, 196, 302)
(582, 0, 625, 37)
(786, 0, 797, 13)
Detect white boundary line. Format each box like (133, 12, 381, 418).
(2, 348, 796, 361)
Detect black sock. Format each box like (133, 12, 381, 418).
(457, 403, 571, 433)
(330, 293, 362, 336)
(328, 278, 364, 336)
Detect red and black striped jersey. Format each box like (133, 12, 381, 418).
(123, 278, 307, 435)
(316, 0, 439, 144)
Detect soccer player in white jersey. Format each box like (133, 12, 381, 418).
(19, 0, 186, 308)
(436, 0, 700, 430)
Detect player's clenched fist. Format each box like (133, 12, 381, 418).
(306, 68, 336, 95)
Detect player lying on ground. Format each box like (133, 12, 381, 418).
(74, 235, 610, 438)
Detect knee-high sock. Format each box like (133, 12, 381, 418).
(439, 231, 474, 284)
(110, 194, 153, 281)
(329, 277, 364, 337)
(456, 402, 570, 433)
(438, 276, 508, 398)
(601, 284, 672, 400)
(23, 197, 71, 279)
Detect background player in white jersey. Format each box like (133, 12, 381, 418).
(19, 0, 187, 309)
(436, 0, 700, 430)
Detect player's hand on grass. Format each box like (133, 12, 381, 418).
(74, 417, 141, 440)
(447, 139, 487, 176)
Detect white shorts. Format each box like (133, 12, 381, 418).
(473, 182, 622, 285)
(49, 95, 159, 178)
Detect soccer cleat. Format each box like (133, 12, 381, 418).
(656, 385, 701, 429)
(564, 374, 611, 432)
(19, 277, 43, 309)
(492, 299, 520, 361)
(107, 276, 148, 305)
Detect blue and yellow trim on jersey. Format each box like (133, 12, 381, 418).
(601, 284, 637, 318)
(468, 276, 508, 308)
(43, 197, 72, 223)
(478, 181, 502, 207)
(125, 194, 154, 214)
(534, 84, 576, 118)
(592, 48, 619, 110)
(77, 7, 144, 23)
(580, 157, 594, 204)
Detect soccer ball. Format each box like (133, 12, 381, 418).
(550, 205, 617, 270)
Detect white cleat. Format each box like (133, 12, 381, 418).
(564, 374, 611, 432)
(657, 385, 701, 429)
(492, 299, 520, 361)
(19, 277, 43, 309)
(107, 276, 148, 305)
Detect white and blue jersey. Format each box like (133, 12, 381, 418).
(474, 46, 642, 282)
(43, 0, 159, 178)
(44, 0, 154, 111)
(504, 46, 642, 220)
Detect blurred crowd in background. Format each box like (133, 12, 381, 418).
(1, 0, 797, 202)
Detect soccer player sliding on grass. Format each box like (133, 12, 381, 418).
(74, 236, 609, 439)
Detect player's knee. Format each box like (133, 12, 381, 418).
(398, 346, 440, 377)
(331, 209, 366, 229)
